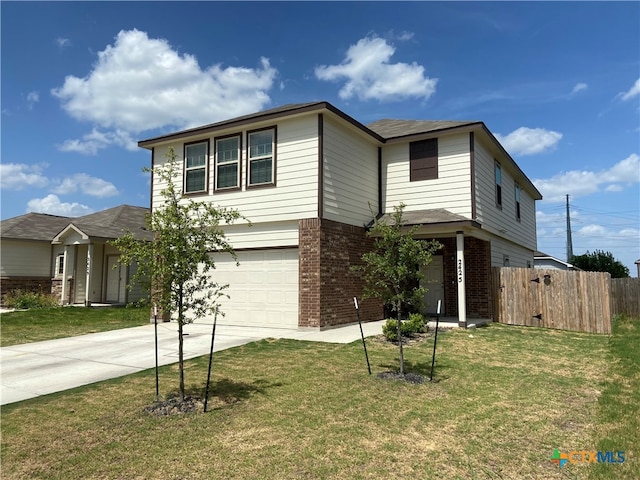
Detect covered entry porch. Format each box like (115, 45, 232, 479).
(379, 209, 495, 327)
(51, 225, 141, 306)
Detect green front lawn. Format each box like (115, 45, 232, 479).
(1, 318, 637, 479)
(0, 306, 149, 346)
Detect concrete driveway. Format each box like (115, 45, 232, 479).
(0, 320, 384, 405)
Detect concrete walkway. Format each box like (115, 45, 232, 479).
(0, 320, 385, 405)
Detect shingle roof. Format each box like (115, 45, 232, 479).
(0, 213, 72, 241)
(366, 119, 480, 139)
(1, 205, 152, 242)
(372, 208, 481, 228)
(69, 205, 153, 241)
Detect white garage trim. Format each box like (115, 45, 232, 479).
(210, 248, 299, 328)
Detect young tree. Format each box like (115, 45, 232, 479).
(355, 203, 441, 374)
(571, 250, 630, 278)
(111, 147, 246, 401)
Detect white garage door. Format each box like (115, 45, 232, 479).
(211, 248, 299, 328)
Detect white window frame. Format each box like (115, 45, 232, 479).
(495, 161, 503, 208)
(215, 134, 241, 190)
(184, 141, 209, 194)
(55, 253, 65, 276)
(247, 127, 276, 187)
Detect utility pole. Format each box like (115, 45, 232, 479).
(566, 194, 573, 262)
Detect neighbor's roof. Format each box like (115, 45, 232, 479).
(53, 205, 153, 242)
(0, 213, 72, 241)
(71, 205, 152, 240)
(1, 205, 152, 243)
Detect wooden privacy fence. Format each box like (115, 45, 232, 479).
(611, 277, 640, 317)
(492, 268, 612, 334)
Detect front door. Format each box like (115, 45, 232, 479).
(105, 256, 121, 303)
(422, 255, 444, 315)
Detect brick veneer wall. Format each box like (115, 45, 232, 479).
(1, 276, 53, 306)
(299, 218, 383, 328)
(441, 236, 493, 319)
(50, 278, 75, 305)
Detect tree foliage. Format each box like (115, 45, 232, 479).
(570, 250, 630, 278)
(354, 204, 442, 374)
(111, 146, 246, 400)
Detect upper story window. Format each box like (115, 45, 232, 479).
(515, 183, 521, 220)
(247, 127, 276, 187)
(215, 135, 241, 190)
(410, 138, 438, 181)
(495, 161, 503, 208)
(184, 141, 208, 194)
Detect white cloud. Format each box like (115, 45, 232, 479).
(495, 127, 563, 156)
(26, 91, 39, 110)
(620, 78, 640, 101)
(57, 128, 137, 155)
(534, 153, 640, 202)
(315, 35, 437, 102)
(0, 163, 49, 190)
(571, 83, 588, 95)
(51, 29, 277, 137)
(52, 173, 119, 198)
(26, 194, 93, 216)
(56, 37, 71, 48)
(577, 224, 607, 236)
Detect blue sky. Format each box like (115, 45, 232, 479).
(2, 1, 639, 274)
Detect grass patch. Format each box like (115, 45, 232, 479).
(0, 306, 149, 346)
(2, 322, 636, 479)
(589, 315, 639, 479)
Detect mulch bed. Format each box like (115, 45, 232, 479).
(376, 371, 426, 384)
(144, 396, 205, 416)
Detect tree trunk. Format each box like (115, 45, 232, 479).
(396, 300, 404, 374)
(178, 284, 185, 401)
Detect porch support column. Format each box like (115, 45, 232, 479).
(84, 244, 93, 307)
(456, 231, 467, 328)
(61, 245, 70, 305)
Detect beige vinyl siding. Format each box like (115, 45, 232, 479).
(222, 221, 299, 249)
(322, 116, 379, 226)
(0, 240, 52, 277)
(152, 115, 319, 229)
(474, 140, 537, 251)
(490, 235, 535, 268)
(383, 133, 473, 217)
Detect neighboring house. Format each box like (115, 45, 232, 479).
(0, 205, 152, 306)
(636, 259, 640, 278)
(139, 101, 542, 329)
(533, 251, 582, 271)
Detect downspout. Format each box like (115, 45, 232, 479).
(377, 147, 383, 217)
(317, 114, 324, 219)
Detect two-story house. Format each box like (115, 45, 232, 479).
(139, 102, 542, 329)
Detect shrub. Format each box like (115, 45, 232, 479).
(406, 313, 426, 333)
(3, 290, 59, 310)
(382, 313, 426, 342)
